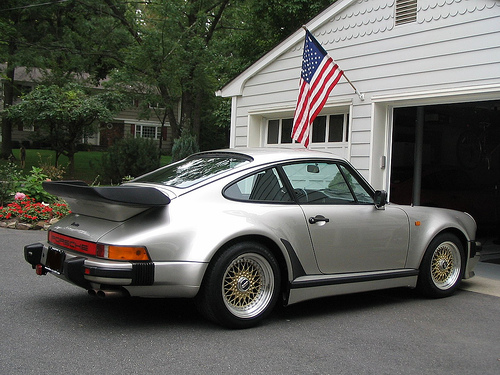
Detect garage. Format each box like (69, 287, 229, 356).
(390, 100, 500, 235)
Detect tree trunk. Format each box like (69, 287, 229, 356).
(1, 61, 15, 160)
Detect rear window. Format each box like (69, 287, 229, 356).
(133, 154, 252, 188)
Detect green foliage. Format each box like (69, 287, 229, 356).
(0, 162, 22, 206)
(14, 166, 58, 203)
(200, 97, 230, 151)
(7, 83, 126, 170)
(1, 0, 335, 158)
(101, 137, 160, 184)
(172, 132, 200, 162)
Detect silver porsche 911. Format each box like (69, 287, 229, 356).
(24, 148, 481, 328)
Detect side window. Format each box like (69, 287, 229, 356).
(338, 165, 373, 204)
(224, 168, 292, 203)
(282, 162, 372, 204)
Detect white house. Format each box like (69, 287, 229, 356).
(218, 0, 500, 230)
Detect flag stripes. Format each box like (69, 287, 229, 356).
(292, 30, 343, 147)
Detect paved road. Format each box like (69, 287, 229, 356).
(1, 228, 499, 375)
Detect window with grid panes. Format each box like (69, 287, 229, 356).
(136, 125, 161, 139)
(267, 114, 348, 145)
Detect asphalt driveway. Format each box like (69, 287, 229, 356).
(1, 228, 499, 375)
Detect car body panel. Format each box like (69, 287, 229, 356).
(400, 205, 476, 267)
(301, 204, 410, 273)
(24, 148, 481, 314)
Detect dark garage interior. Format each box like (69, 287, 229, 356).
(390, 100, 500, 237)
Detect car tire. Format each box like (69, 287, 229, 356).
(416, 233, 465, 298)
(196, 241, 281, 329)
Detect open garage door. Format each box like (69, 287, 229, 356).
(390, 100, 500, 236)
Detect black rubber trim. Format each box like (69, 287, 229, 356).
(85, 266, 132, 279)
(24, 243, 44, 267)
(469, 241, 481, 258)
(43, 180, 170, 206)
(131, 262, 155, 285)
(290, 269, 419, 289)
(280, 239, 307, 279)
(64, 257, 91, 289)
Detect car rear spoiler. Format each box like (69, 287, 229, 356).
(43, 181, 170, 221)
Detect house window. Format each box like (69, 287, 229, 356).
(267, 118, 294, 144)
(135, 125, 161, 139)
(266, 114, 349, 145)
(395, 0, 417, 26)
(312, 114, 349, 143)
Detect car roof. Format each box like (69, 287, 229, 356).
(194, 147, 346, 166)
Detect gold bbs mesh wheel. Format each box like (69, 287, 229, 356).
(430, 240, 462, 290)
(222, 253, 275, 319)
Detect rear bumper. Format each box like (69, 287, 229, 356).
(24, 243, 207, 297)
(24, 242, 154, 289)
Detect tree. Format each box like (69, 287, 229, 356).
(0, 0, 132, 159)
(102, 0, 335, 150)
(7, 83, 125, 173)
(1, 0, 335, 158)
(98, 0, 235, 149)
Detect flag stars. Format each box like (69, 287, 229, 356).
(293, 30, 343, 148)
(301, 36, 326, 82)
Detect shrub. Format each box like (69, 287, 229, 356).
(14, 166, 58, 203)
(172, 131, 199, 162)
(36, 153, 66, 180)
(101, 137, 160, 184)
(0, 162, 22, 206)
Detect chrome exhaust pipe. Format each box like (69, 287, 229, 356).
(88, 288, 129, 298)
(96, 289, 129, 299)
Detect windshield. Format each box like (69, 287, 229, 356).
(133, 154, 252, 188)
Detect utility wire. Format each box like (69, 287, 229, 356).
(0, 0, 72, 12)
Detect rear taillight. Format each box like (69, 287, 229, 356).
(97, 244, 150, 261)
(49, 231, 150, 261)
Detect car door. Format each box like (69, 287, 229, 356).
(281, 161, 409, 274)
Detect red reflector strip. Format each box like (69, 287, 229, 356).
(48, 231, 97, 256)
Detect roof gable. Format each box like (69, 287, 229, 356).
(219, 0, 500, 98)
(218, 0, 357, 97)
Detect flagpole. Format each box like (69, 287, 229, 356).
(342, 72, 365, 101)
(302, 26, 365, 101)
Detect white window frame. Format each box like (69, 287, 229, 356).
(265, 112, 349, 146)
(135, 124, 162, 140)
(311, 113, 349, 145)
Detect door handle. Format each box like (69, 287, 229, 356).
(309, 215, 330, 224)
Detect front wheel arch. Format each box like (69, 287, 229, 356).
(416, 232, 466, 298)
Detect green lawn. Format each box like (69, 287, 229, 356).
(7, 149, 172, 183)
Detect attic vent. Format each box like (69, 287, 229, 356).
(395, 0, 417, 25)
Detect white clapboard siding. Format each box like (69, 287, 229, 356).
(221, 0, 500, 180)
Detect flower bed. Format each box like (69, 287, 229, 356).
(0, 193, 71, 230)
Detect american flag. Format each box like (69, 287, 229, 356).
(292, 30, 343, 147)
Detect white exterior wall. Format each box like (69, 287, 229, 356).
(220, 0, 500, 186)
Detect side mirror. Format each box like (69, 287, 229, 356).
(374, 190, 387, 209)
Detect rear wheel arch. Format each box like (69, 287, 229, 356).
(210, 235, 290, 287)
(196, 235, 289, 328)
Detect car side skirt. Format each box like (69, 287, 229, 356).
(286, 269, 419, 305)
